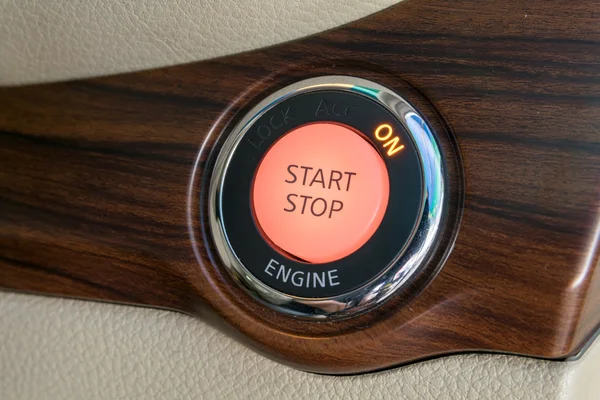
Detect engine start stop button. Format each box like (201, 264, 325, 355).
(208, 76, 446, 317)
(252, 122, 390, 264)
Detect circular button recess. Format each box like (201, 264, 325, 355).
(252, 122, 390, 264)
(209, 76, 445, 318)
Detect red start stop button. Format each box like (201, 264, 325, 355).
(252, 122, 390, 264)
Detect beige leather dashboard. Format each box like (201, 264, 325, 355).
(0, 0, 398, 85)
(1, 292, 598, 400)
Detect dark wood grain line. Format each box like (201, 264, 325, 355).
(69, 81, 230, 111)
(0, 256, 139, 301)
(459, 132, 600, 154)
(468, 195, 590, 236)
(0, 129, 197, 165)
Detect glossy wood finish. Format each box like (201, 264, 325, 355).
(1, 0, 599, 374)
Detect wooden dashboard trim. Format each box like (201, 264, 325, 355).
(1, 0, 599, 374)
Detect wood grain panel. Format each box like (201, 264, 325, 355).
(1, 0, 599, 373)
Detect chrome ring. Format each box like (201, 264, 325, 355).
(208, 76, 446, 319)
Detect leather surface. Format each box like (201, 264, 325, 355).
(0, 0, 398, 86)
(1, 291, 598, 400)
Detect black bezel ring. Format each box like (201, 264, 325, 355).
(207, 76, 447, 319)
(220, 90, 424, 298)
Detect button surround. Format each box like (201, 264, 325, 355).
(219, 90, 423, 298)
(208, 76, 446, 319)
